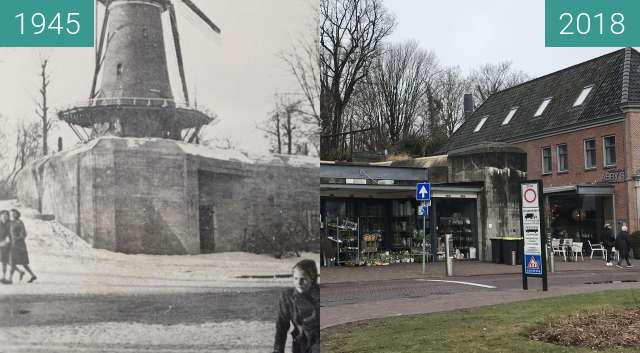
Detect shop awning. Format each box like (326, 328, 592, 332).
(321, 184, 481, 199)
(543, 184, 615, 195)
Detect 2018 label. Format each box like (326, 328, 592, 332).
(559, 12, 624, 36)
(546, 0, 640, 47)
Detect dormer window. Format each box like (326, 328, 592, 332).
(573, 85, 593, 107)
(473, 116, 488, 133)
(502, 107, 518, 125)
(534, 97, 552, 117)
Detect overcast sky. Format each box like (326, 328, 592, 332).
(0, 0, 316, 155)
(385, 0, 623, 78)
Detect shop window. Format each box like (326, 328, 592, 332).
(534, 97, 552, 117)
(473, 116, 488, 133)
(584, 139, 596, 169)
(604, 136, 616, 167)
(573, 85, 593, 107)
(542, 147, 552, 175)
(557, 144, 568, 172)
(502, 107, 518, 125)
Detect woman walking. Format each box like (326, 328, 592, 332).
(272, 259, 320, 353)
(0, 210, 18, 283)
(8, 209, 36, 283)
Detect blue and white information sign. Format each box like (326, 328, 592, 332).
(525, 254, 543, 275)
(416, 182, 431, 201)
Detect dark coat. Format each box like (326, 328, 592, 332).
(9, 220, 29, 265)
(273, 285, 320, 353)
(603, 228, 615, 248)
(0, 221, 10, 265)
(615, 231, 631, 258)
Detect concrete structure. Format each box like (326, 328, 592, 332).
(16, 137, 318, 255)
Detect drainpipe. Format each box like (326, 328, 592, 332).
(635, 177, 640, 231)
(613, 193, 618, 237)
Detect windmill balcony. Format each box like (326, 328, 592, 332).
(58, 97, 216, 134)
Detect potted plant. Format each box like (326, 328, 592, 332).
(630, 231, 640, 259)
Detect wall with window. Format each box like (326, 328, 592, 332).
(513, 121, 628, 226)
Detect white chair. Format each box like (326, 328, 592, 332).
(572, 242, 584, 261)
(611, 247, 620, 262)
(588, 240, 606, 260)
(552, 238, 567, 261)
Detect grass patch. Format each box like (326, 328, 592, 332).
(321, 289, 640, 353)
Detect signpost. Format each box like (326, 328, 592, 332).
(520, 180, 548, 291)
(416, 182, 431, 274)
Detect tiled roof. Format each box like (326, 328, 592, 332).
(446, 48, 640, 152)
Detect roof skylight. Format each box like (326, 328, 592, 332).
(534, 98, 552, 117)
(502, 107, 518, 125)
(473, 116, 488, 133)
(573, 85, 593, 107)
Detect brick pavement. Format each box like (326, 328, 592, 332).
(321, 256, 617, 284)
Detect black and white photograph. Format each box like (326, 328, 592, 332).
(0, 0, 320, 352)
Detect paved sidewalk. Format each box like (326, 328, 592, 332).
(321, 257, 623, 284)
(320, 281, 640, 329)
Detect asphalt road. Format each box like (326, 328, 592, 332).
(321, 268, 640, 307)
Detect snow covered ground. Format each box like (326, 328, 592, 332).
(0, 321, 277, 353)
(0, 199, 314, 352)
(0, 199, 319, 296)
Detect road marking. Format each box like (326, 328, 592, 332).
(417, 279, 497, 289)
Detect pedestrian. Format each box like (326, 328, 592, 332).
(615, 225, 633, 269)
(0, 210, 18, 283)
(272, 259, 320, 353)
(7, 209, 36, 284)
(603, 223, 615, 267)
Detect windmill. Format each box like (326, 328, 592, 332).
(59, 0, 221, 142)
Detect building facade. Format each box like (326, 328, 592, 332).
(446, 48, 640, 242)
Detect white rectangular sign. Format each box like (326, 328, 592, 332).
(521, 183, 542, 256)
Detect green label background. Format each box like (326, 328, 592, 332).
(0, 0, 94, 47)
(546, 0, 640, 47)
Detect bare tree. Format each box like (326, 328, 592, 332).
(435, 67, 469, 137)
(260, 97, 306, 155)
(281, 11, 320, 127)
(35, 57, 53, 156)
(468, 61, 528, 107)
(320, 0, 396, 159)
(260, 104, 283, 154)
(281, 100, 301, 155)
(351, 41, 438, 151)
(6, 121, 41, 185)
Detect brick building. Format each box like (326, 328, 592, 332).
(446, 48, 640, 241)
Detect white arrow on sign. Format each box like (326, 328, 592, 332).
(419, 185, 429, 198)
